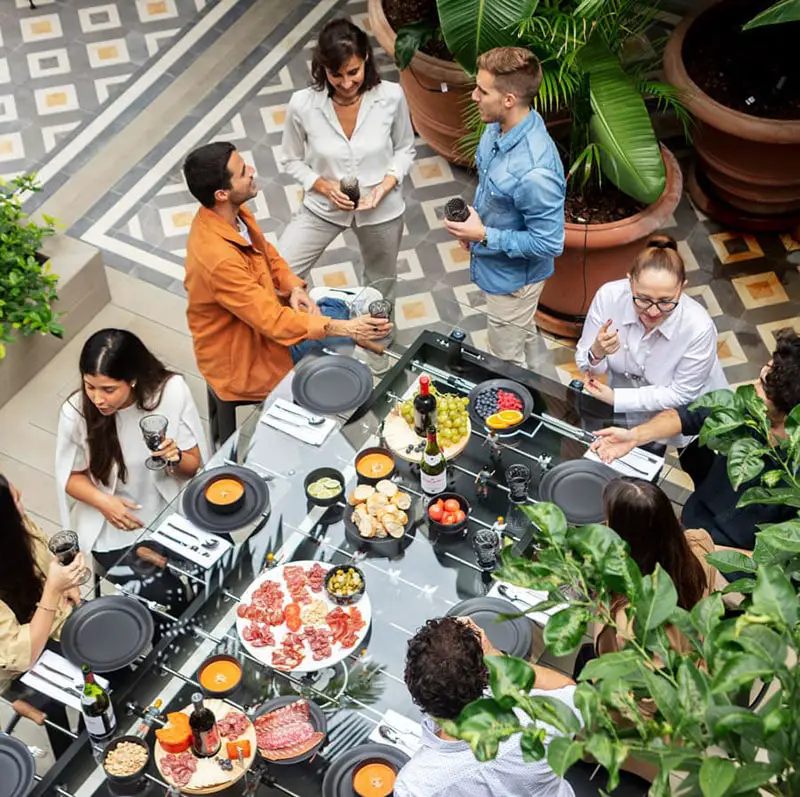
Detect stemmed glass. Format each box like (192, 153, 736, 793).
(139, 414, 169, 471)
(48, 529, 92, 586)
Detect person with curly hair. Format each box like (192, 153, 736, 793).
(394, 617, 580, 797)
(590, 329, 800, 551)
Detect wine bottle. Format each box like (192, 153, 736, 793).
(413, 376, 437, 438)
(189, 692, 221, 757)
(81, 665, 117, 740)
(420, 427, 447, 495)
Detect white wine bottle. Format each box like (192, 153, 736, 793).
(81, 665, 116, 741)
(420, 427, 447, 495)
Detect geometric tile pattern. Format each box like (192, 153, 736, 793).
(0, 0, 227, 177)
(64, 0, 800, 388)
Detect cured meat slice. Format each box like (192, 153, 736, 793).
(308, 563, 326, 593)
(217, 711, 249, 740)
(254, 700, 324, 761)
(303, 626, 332, 661)
(160, 751, 197, 787)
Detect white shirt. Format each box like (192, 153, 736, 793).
(575, 279, 728, 416)
(55, 375, 209, 554)
(279, 82, 415, 227)
(393, 685, 579, 797)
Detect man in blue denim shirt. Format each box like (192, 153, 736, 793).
(445, 47, 565, 366)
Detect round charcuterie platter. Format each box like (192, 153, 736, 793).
(235, 561, 372, 673)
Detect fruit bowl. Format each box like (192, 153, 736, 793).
(426, 493, 470, 535)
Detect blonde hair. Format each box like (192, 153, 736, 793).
(476, 47, 542, 105)
(629, 234, 685, 283)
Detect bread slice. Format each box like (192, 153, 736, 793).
(391, 492, 411, 510)
(376, 479, 398, 498)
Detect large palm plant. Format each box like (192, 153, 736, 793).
(396, 0, 689, 205)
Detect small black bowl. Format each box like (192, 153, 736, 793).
(102, 735, 150, 784)
(196, 653, 244, 698)
(426, 492, 470, 535)
(203, 474, 246, 515)
(325, 564, 366, 606)
(304, 467, 346, 507)
(355, 447, 396, 486)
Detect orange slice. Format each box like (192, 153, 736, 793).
(497, 410, 523, 425)
(486, 413, 510, 429)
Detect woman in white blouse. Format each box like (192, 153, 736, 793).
(278, 17, 415, 301)
(575, 235, 727, 433)
(55, 329, 209, 592)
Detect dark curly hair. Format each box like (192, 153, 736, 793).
(404, 618, 488, 720)
(310, 18, 380, 97)
(763, 329, 800, 415)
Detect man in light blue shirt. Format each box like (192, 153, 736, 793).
(445, 47, 565, 367)
(394, 617, 580, 797)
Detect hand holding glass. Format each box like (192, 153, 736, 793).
(48, 529, 92, 586)
(140, 414, 169, 471)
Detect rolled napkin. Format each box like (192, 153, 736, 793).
(444, 197, 470, 222)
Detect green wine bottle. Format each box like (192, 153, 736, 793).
(420, 427, 447, 495)
(81, 664, 116, 740)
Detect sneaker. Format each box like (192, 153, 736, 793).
(308, 286, 360, 308)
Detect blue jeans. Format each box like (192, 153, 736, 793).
(290, 298, 352, 363)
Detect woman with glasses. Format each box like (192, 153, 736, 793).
(575, 235, 727, 439)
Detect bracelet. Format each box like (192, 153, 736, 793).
(36, 602, 58, 613)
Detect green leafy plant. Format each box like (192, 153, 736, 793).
(0, 174, 61, 359)
(445, 388, 800, 795)
(392, 0, 689, 205)
(743, 0, 800, 29)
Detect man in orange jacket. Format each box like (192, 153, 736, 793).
(183, 142, 390, 404)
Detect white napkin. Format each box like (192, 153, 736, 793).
(487, 581, 565, 627)
(150, 513, 232, 568)
(583, 446, 663, 481)
(367, 709, 423, 757)
(22, 650, 110, 710)
(259, 398, 337, 446)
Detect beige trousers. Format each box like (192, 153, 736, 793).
(483, 280, 547, 367)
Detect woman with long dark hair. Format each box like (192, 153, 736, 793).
(278, 17, 415, 302)
(596, 477, 717, 656)
(55, 329, 207, 577)
(0, 475, 84, 686)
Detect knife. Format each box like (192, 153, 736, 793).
(31, 669, 82, 697)
(159, 530, 201, 554)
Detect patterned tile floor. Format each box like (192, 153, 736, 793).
(16, 0, 800, 390)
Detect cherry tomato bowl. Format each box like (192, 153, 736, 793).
(426, 492, 470, 536)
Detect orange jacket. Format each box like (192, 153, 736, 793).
(184, 205, 329, 401)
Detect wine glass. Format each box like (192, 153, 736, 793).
(48, 529, 92, 586)
(139, 414, 169, 471)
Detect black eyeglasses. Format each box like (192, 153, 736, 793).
(632, 296, 680, 313)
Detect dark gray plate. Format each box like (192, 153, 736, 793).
(446, 597, 532, 658)
(467, 378, 534, 432)
(322, 743, 409, 797)
(292, 355, 373, 416)
(538, 459, 616, 525)
(252, 697, 327, 765)
(61, 595, 154, 673)
(0, 734, 34, 797)
(182, 465, 270, 533)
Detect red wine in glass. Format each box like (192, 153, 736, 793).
(48, 529, 92, 586)
(140, 414, 169, 471)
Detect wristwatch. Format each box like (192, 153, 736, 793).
(587, 349, 605, 366)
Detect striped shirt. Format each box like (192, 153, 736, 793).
(393, 685, 579, 797)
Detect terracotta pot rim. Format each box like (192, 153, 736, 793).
(368, 0, 474, 87)
(663, 0, 800, 143)
(563, 145, 683, 248)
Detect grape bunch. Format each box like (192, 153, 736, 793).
(473, 388, 523, 419)
(398, 387, 470, 448)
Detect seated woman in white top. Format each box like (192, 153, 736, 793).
(575, 235, 727, 435)
(278, 17, 415, 301)
(55, 329, 208, 601)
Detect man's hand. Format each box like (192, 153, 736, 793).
(444, 206, 486, 243)
(585, 377, 614, 406)
(591, 319, 620, 359)
(590, 427, 637, 463)
(289, 286, 320, 315)
(458, 617, 501, 657)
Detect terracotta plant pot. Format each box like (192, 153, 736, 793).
(663, 0, 800, 226)
(535, 145, 683, 339)
(368, 0, 474, 165)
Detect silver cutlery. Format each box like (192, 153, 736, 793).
(159, 530, 210, 558)
(32, 670, 82, 697)
(378, 725, 420, 746)
(497, 583, 532, 606)
(270, 404, 325, 426)
(167, 521, 219, 550)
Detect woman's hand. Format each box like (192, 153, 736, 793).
(155, 436, 181, 466)
(99, 494, 144, 530)
(585, 378, 615, 406)
(357, 175, 397, 211)
(313, 178, 355, 211)
(344, 315, 392, 342)
(46, 553, 87, 594)
(590, 319, 620, 359)
(63, 586, 82, 606)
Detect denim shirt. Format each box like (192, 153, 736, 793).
(471, 110, 566, 295)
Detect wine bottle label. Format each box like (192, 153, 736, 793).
(421, 468, 447, 494)
(423, 454, 443, 466)
(84, 706, 116, 738)
(193, 726, 221, 757)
